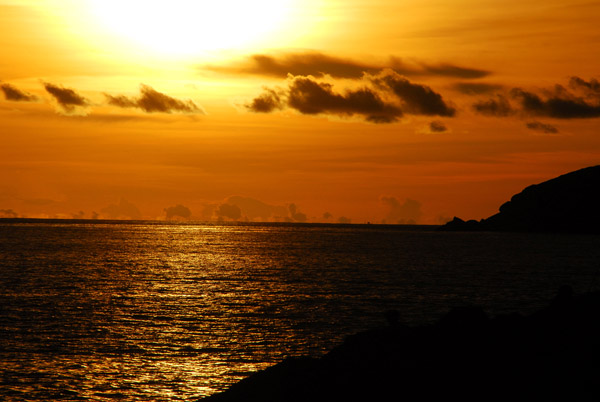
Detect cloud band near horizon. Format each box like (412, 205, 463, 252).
(205, 52, 490, 80)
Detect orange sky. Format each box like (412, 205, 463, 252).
(1, 0, 599, 223)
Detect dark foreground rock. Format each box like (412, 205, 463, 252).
(440, 165, 600, 233)
(203, 287, 600, 402)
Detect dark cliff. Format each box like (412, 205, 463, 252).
(441, 165, 600, 233)
(202, 287, 600, 402)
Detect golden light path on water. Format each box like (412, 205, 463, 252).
(77, 224, 285, 399)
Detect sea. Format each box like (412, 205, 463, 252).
(1, 220, 599, 401)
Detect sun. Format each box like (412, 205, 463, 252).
(84, 0, 296, 56)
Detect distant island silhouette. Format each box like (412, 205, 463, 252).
(441, 165, 600, 233)
(202, 287, 600, 401)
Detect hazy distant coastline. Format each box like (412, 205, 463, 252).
(0, 217, 440, 230)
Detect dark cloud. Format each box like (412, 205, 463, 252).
(229, 53, 381, 79)
(0, 208, 19, 218)
(207, 52, 490, 79)
(509, 88, 547, 114)
(526, 121, 559, 134)
(510, 87, 600, 119)
(245, 87, 284, 113)
(472, 94, 513, 116)
(374, 73, 456, 117)
(217, 203, 242, 220)
(429, 121, 448, 132)
(105, 84, 204, 114)
(453, 82, 504, 95)
(137, 85, 202, 113)
(43, 82, 89, 112)
(381, 196, 422, 224)
(165, 204, 192, 220)
(287, 76, 403, 122)
(246, 75, 402, 123)
(470, 77, 600, 121)
(365, 115, 399, 124)
(246, 73, 459, 123)
(101, 198, 142, 220)
(338, 216, 352, 224)
(0, 83, 38, 102)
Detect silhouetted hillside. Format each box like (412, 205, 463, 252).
(202, 287, 600, 402)
(441, 165, 600, 233)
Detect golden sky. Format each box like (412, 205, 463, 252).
(1, 0, 599, 223)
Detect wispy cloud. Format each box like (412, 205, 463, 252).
(206, 51, 490, 79)
(526, 121, 559, 134)
(453, 82, 503, 95)
(225, 53, 381, 79)
(411, 60, 488, 79)
(472, 94, 513, 116)
(569, 76, 600, 99)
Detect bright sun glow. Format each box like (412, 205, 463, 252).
(85, 0, 295, 56)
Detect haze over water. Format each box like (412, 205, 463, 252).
(1, 221, 599, 401)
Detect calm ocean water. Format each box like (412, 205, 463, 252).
(1, 220, 599, 401)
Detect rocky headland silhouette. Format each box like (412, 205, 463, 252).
(441, 165, 600, 233)
(203, 287, 600, 402)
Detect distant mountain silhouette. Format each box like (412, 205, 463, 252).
(202, 287, 600, 402)
(441, 165, 600, 233)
